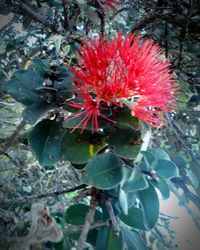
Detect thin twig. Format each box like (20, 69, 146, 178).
(16, 0, 58, 32)
(0, 150, 20, 168)
(130, 8, 159, 33)
(64, 221, 109, 235)
(104, 199, 120, 236)
(111, 7, 128, 20)
(166, 114, 200, 166)
(36, 0, 41, 8)
(164, 20, 168, 58)
(76, 195, 98, 250)
(0, 184, 87, 205)
(173, 67, 200, 85)
(62, 0, 69, 30)
(2, 120, 26, 151)
(97, 7, 105, 36)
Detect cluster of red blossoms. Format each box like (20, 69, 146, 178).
(88, 0, 121, 11)
(101, 0, 121, 11)
(68, 33, 176, 132)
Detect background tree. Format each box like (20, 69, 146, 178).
(0, 0, 200, 249)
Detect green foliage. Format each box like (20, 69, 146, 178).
(137, 181, 159, 229)
(1, 0, 200, 249)
(153, 176, 170, 200)
(83, 153, 123, 190)
(122, 169, 149, 193)
(28, 119, 65, 166)
(120, 206, 146, 230)
(3, 70, 44, 106)
(107, 126, 141, 159)
(96, 227, 123, 250)
(115, 108, 140, 130)
(62, 130, 106, 164)
(120, 227, 147, 250)
(65, 204, 102, 225)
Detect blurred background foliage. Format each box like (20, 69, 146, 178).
(0, 0, 200, 249)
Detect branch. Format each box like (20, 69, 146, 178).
(169, 182, 200, 230)
(63, 221, 109, 235)
(1, 120, 26, 151)
(174, 68, 200, 84)
(36, 0, 41, 8)
(0, 150, 21, 168)
(62, 0, 69, 30)
(130, 8, 159, 33)
(0, 184, 87, 206)
(111, 7, 128, 20)
(16, 0, 58, 32)
(96, 5, 105, 36)
(104, 199, 120, 236)
(166, 114, 200, 166)
(76, 195, 98, 250)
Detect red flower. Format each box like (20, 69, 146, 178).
(101, 0, 121, 11)
(87, 0, 121, 12)
(68, 33, 176, 131)
(66, 85, 115, 133)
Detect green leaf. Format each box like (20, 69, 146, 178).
(137, 181, 159, 229)
(186, 169, 199, 189)
(4, 70, 43, 106)
(23, 102, 57, 125)
(148, 148, 171, 161)
(22, 16, 32, 29)
(115, 107, 140, 130)
(173, 154, 188, 169)
(127, 192, 137, 209)
(54, 238, 71, 250)
(96, 226, 123, 250)
(14, 70, 43, 89)
(155, 159, 180, 179)
(54, 35, 62, 53)
(54, 78, 74, 102)
(63, 45, 71, 54)
(123, 171, 148, 193)
(83, 153, 123, 190)
(139, 151, 158, 171)
(107, 127, 141, 159)
(30, 58, 50, 77)
(65, 204, 102, 225)
(152, 176, 170, 200)
(28, 120, 65, 166)
(121, 227, 147, 250)
(120, 206, 147, 230)
(61, 130, 106, 164)
(54, 64, 73, 81)
(87, 228, 99, 247)
(119, 188, 128, 215)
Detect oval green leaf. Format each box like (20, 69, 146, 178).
(121, 227, 147, 250)
(155, 159, 180, 179)
(137, 181, 159, 229)
(152, 176, 170, 200)
(96, 226, 123, 250)
(65, 204, 102, 225)
(107, 127, 141, 159)
(61, 130, 106, 164)
(28, 119, 65, 166)
(3, 70, 43, 106)
(120, 206, 147, 230)
(84, 153, 123, 190)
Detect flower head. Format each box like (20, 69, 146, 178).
(68, 33, 176, 132)
(88, 0, 121, 12)
(101, 0, 121, 11)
